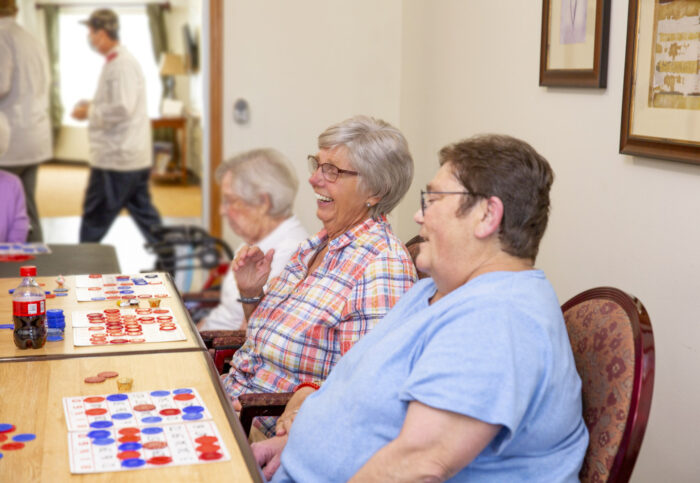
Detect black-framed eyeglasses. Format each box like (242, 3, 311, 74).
(420, 189, 486, 216)
(308, 155, 359, 183)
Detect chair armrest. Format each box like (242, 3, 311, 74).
(200, 330, 246, 349)
(238, 392, 293, 437)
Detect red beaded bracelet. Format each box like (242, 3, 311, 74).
(294, 382, 320, 392)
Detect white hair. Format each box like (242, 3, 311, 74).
(215, 148, 298, 218)
(318, 115, 413, 217)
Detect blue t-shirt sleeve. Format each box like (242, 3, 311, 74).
(398, 303, 547, 449)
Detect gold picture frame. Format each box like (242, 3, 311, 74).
(620, 0, 700, 165)
(540, 0, 611, 87)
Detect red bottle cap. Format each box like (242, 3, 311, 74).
(19, 266, 37, 277)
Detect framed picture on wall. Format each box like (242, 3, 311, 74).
(539, 0, 611, 87)
(620, 0, 700, 165)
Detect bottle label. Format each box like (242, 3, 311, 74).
(13, 300, 46, 317)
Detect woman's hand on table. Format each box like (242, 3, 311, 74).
(231, 245, 274, 297)
(252, 435, 288, 481)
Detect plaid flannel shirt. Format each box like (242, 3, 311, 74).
(222, 216, 416, 434)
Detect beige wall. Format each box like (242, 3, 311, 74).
(221, 0, 403, 244)
(396, 1, 700, 481)
(220, 1, 700, 480)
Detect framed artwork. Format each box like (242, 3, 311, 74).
(620, 0, 700, 165)
(539, 0, 611, 87)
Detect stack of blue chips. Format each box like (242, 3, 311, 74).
(46, 309, 65, 342)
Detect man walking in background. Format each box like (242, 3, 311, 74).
(72, 8, 162, 244)
(0, 0, 52, 242)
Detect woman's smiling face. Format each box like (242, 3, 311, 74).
(308, 146, 374, 239)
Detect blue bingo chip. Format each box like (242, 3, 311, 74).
(112, 413, 133, 420)
(141, 427, 163, 435)
(89, 420, 113, 429)
(121, 458, 146, 468)
(141, 416, 162, 424)
(90, 297, 106, 301)
(182, 412, 203, 421)
(92, 438, 115, 446)
(106, 394, 129, 402)
(150, 390, 170, 397)
(0, 324, 14, 329)
(12, 433, 36, 442)
(182, 405, 204, 413)
(87, 430, 111, 439)
(55, 293, 68, 297)
(173, 388, 193, 394)
(118, 442, 142, 451)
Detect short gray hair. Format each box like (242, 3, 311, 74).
(215, 148, 299, 218)
(318, 115, 413, 217)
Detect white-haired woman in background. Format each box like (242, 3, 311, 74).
(222, 115, 417, 437)
(197, 148, 308, 332)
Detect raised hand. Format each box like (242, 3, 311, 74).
(231, 245, 275, 297)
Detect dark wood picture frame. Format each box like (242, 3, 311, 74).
(539, 0, 611, 87)
(619, 0, 700, 166)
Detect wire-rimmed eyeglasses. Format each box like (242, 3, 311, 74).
(308, 155, 359, 182)
(420, 189, 486, 216)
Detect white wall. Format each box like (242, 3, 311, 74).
(396, 1, 700, 481)
(221, 0, 403, 245)
(220, 1, 698, 479)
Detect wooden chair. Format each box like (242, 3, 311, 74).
(562, 287, 655, 483)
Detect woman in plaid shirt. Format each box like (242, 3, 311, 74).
(222, 115, 417, 436)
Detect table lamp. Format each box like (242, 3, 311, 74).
(159, 52, 186, 99)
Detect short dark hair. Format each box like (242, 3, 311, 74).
(82, 9, 120, 41)
(439, 134, 554, 261)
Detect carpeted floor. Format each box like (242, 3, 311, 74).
(36, 162, 202, 218)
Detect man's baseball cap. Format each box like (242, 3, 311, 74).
(80, 9, 119, 35)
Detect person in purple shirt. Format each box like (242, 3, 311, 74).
(0, 112, 29, 242)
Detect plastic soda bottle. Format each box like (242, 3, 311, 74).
(12, 265, 47, 349)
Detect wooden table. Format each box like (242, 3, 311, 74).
(0, 244, 121, 278)
(0, 351, 262, 482)
(151, 117, 188, 184)
(0, 274, 202, 362)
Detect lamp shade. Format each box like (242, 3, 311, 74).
(159, 53, 186, 76)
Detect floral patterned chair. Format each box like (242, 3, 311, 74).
(562, 287, 655, 483)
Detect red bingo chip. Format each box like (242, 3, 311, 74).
(155, 294, 168, 298)
(130, 338, 145, 343)
(147, 456, 173, 465)
(84, 396, 106, 403)
(105, 290, 119, 295)
(117, 435, 140, 443)
(106, 296, 120, 300)
(1, 442, 25, 451)
(103, 309, 120, 314)
(87, 313, 104, 318)
(85, 408, 108, 416)
(152, 309, 169, 314)
(159, 326, 177, 331)
(117, 450, 141, 460)
(118, 427, 140, 435)
(173, 393, 195, 401)
(109, 338, 130, 344)
(159, 408, 181, 416)
(138, 294, 151, 299)
(196, 444, 221, 453)
(143, 441, 168, 450)
(88, 287, 100, 291)
(156, 315, 172, 321)
(195, 435, 218, 444)
(90, 341, 108, 345)
(199, 452, 223, 461)
(88, 327, 104, 332)
(103, 283, 116, 287)
(88, 274, 102, 278)
(133, 404, 156, 412)
(135, 308, 151, 314)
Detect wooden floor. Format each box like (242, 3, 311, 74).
(36, 162, 202, 218)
